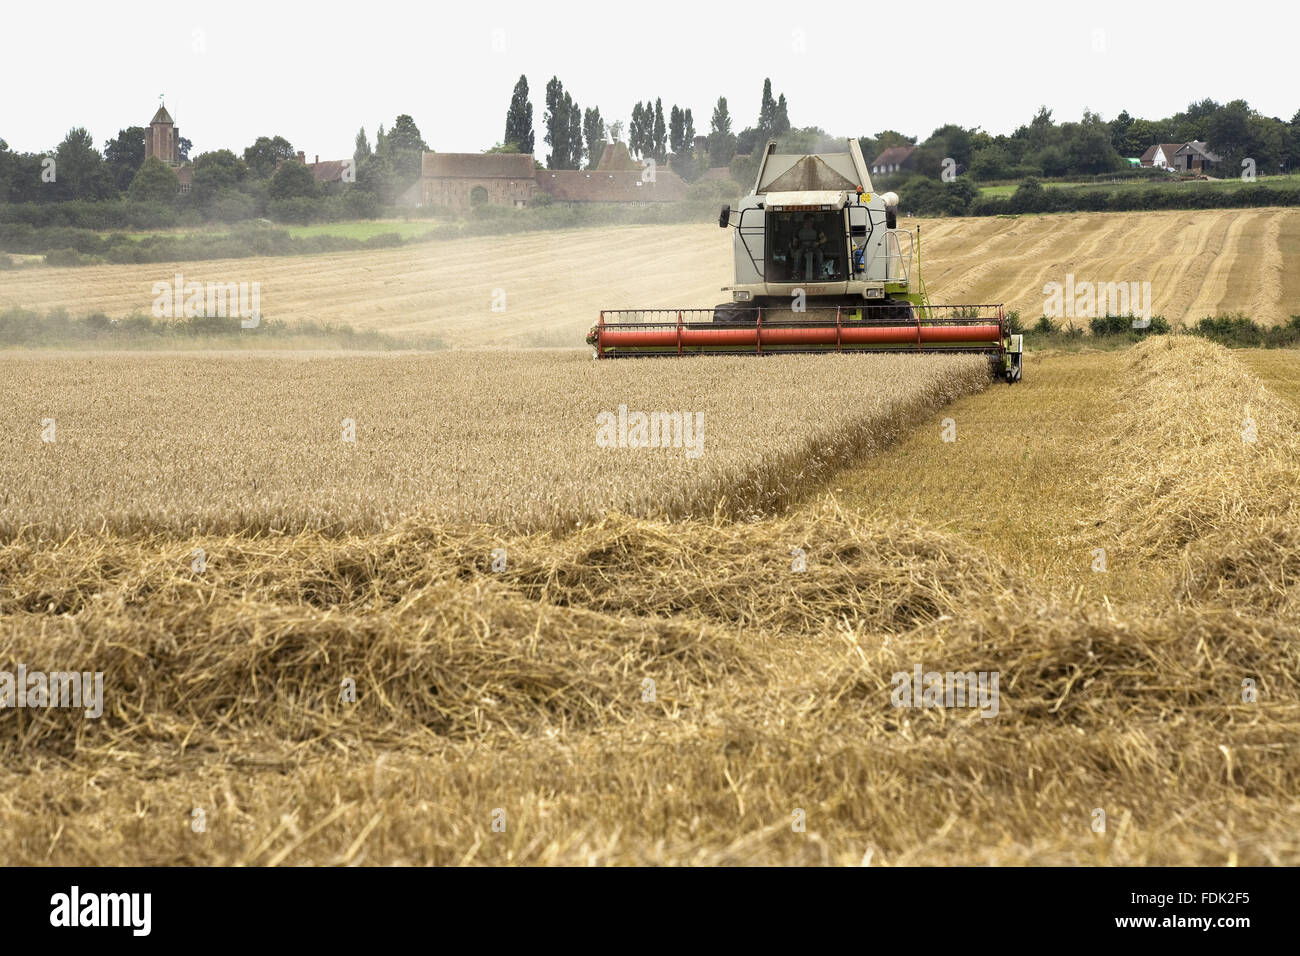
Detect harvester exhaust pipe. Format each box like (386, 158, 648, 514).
(881, 191, 899, 229)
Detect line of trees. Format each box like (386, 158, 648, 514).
(870, 100, 1300, 185)
(503, 76, 797, 184)
(501, 76, 696, 172)
(504, 76, 812, 180)
(10, 86, 1298, 230)
(500, 75, 609, 172)
(0, 111, 432, 223)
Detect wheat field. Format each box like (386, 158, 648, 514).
(0, 350, 988, 537)
(3, 208, 1298, 347)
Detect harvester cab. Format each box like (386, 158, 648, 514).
(717, 139, 917, 320)
(589, 139, 1023, 383)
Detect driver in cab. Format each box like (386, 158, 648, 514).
(791, 214, 827, 281)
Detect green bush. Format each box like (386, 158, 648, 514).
(268, 162, 318, 201)
(267, 197, 320, 224)
(105, 242, 147, 264)
(127, 158, 181, 204)
(44, 247, 93, 267)
(686, 178, 739, 202)
(1089, 313, 1168, 337)
(1033, 315, 1057, 334)
(344, 188, 381, 219)
(894, 175, 979, 217)
(1189, 313, 1300, 348)
(204, 189, 258, 223)
(1089, 314, 1129, 336)
(1007, 177, 1046, 213)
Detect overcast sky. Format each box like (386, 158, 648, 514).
(2, 0, 1294, 159)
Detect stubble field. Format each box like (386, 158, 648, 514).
(2, 208, 1298, 347)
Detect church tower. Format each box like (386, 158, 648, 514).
(145, 104, 179, 165)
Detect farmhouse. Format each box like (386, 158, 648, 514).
(1140, 141, 1219, 173)
(294, 152, 352, 186)
(1139, 143, 1183, 170)
(870, 145, 916, 176)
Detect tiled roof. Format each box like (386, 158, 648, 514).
(1176, 141, 1221, 162)
(870, 145, 915, 168)
(594, 142, 642, 171)
(535, 168, 687, 202)
(309, 159, 352, 184)
(421, 152, 536, 179)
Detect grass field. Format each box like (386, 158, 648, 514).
(978, 173, 1300, 198)
(3, 337, 1298, 865)
(5, 209, 1298, 345)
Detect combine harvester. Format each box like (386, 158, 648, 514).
(588, 139, 1023, 382)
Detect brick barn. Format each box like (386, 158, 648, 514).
(406, 153, 539, 208)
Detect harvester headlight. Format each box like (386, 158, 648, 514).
(734, 291, 752, 301)
(865, 288, 884, 299)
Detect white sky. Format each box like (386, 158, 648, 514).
(2, 0, 1294, 159)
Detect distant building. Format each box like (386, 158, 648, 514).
(146, 105, 180, 164)
(1172, 141, 1220, 174)
(285, 151, 353, 186)
(594, 141, 641, 171)
(1139, 141, 1220, 174)
(405, 152, 539, 208)
(534, 168, 687, 204)
(870, 145, 916, 176)
(144, 103, 192, 192)
(1139, 143, 1184, 170)
(397, 149, 687, 208)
